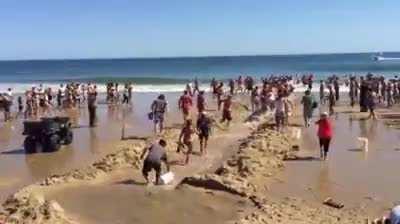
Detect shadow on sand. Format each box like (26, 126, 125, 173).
(1, 148, 27, 155)
(348, 148, 363, 152)
(283, 155, 320, 161)
(114, 179, 147, 186)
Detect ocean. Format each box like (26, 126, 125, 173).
(1, 52, 400, 93)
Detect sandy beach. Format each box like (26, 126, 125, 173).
(0, 90, 399, 224)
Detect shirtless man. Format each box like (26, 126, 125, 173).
(179, 119, 196, 165)
(215, 82, 224, 110)
(178, 90, 193, 121)
(196, 112, 212, 155)
(197, 91, 206, 113)
(220, 95, 233, 127)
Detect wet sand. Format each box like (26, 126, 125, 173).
(0, 91, 255, 224)
(0, 92, 218, 201)
(45, 183, 248, 224)
(270, 98, 400, 217)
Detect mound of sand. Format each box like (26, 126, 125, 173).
(182, 127, 292, 192)
(40, 140, 147, 186)
(2, 188, 76, 224)
(181, 123, 369, 224)
(233, 196, 367, 224)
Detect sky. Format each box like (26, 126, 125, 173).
(1, 0, 400, 60)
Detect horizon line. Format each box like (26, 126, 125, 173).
(0, 50, 397, 62)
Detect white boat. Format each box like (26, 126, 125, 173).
(373, 53, 400, 62)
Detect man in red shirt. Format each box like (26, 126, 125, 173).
(315, 112, 333, 161)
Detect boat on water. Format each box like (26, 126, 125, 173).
(372, 53, 400, 62)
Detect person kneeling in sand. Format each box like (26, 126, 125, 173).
(140, 139, 170, 185)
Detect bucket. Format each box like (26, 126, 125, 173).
(160, 172, 174, 185)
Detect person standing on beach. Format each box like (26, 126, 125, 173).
(151, 94, 168, 133)
(57, 84, 65, 108)
(220, 95, 233, 127)
(237, 76, 244, 93)
(193, 77, 200, 95)
(179, 119, 195, 165)
(359, 77, 368, 112)
(229, 79, 235, 95)
(216, 82, 224, 110)
(185, 83, 193, 97)
(128, 82, 133, 102)
(274, 94, 286, 132)
(210, 78, 217, 97)
(197, 91, 206, 113)
(140, 139, 169, 185)
(87, 85, 98, 127)
(316, 112, 333, 161)
(349, 77, 356, 107)
(301, 90, 314, 127)
(251, 86, 260, 112)
(122, 84, 129, 104)
(17, 96, 23, 117)
(328, 85, 335, 115)
(367, 89, 377, 120)
(387, 82, 394, 107)
(3, 88, 13, 122)
(319, 80, 325, 105)
(196, 112, 212, 155)
(333, 78, 340, 101)
(178, 90, 193, 121)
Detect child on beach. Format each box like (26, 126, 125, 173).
(315, 112, 333, 161)
(179, 119, 196, 165)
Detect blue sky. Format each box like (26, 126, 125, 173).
(1, 0, 400, 60)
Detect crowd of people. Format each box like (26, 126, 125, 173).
(0, 82, 136, 126)
(303, 73, 400, 161)
(1, 73, 400, 182)
(2, 74, 400, 222)
(144, 75, 297, 183)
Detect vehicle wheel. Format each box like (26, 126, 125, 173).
(43, 135, 61, 152)
(63, 130, 73, 145)
(24, 136, 37, 154)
